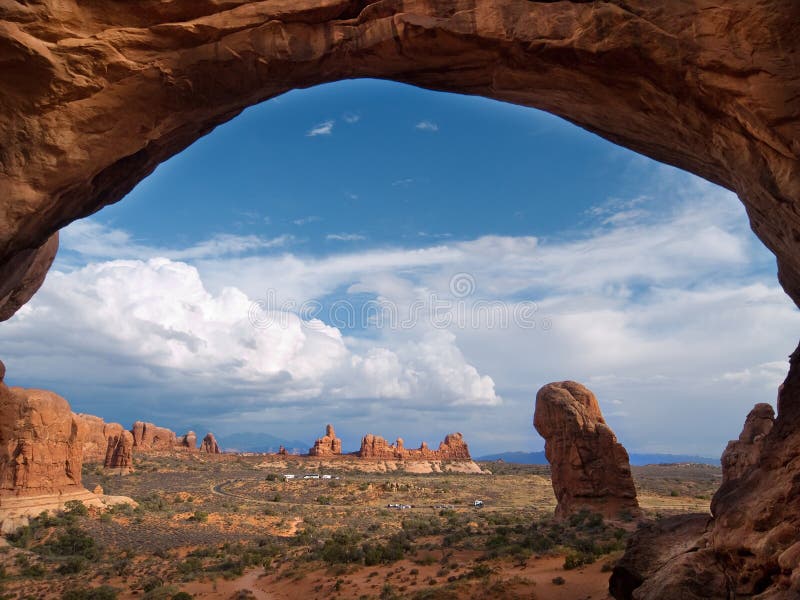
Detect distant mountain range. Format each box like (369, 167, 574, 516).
(217, 432, 310, 454)
(476, 450, 720, 466)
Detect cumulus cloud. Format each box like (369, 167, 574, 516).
(3, 169, 797, 456)
(307, 120, 334, 136)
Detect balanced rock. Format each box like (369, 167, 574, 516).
(200, 433, 220, 454)
(309, 424, 342, 457)
(104, 430, 134, 472)
(178, 431, 198, 451)
(533, 381, 640, 520)
(131, 421, 177, 451)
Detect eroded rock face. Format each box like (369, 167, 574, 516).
(309, 424, 342, 457)
(615, 385, 800, 598)
(200, 433, 220, 454)
(0, 384, 84, 496)
(104, 430, 134, 472)
(178, 431, 198, 451)
(719, 402, 774, 485)
(131, 421, 177, 451)
(534, 381, 640, 520)
(75, 413, 124, 463)
(0, 1, 798, 317)
(358, 432, 471, 461)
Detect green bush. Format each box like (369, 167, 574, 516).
(62, 585, 118, 600)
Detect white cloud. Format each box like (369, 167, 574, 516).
(3, 169, 797, 456)
(307, 120, 334, 136)
(60, 221, 293, 262)
(342, 113, 360, 124)
(415, 121, 439, 132)
(292, 216, 322, 226)
(327, 233, 366, 242)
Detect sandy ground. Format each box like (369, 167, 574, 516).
(176, 553, 614, 600)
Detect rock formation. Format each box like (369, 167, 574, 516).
(0, 2, 798, 323)
(200, 433, 220, 454)
(178, 431, 198, 451)
(104, 430, 134, 473)
(309, 424, 342, 457)
(612, 393, 800, 598)
(131, 421, 177, 451)
(0, 384, 85, 496)
(534, 381, 640, 520)
(75, 413, 124, 463)
(277, 446, 288, 456)
(358, 432, 471, 461)
(719, 402, 774, 485)
(0, 1, 799, 594)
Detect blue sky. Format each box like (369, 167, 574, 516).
(2, 79, 797, 457)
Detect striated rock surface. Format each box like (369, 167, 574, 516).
(178, 431, 198, 451)
(358, 432, 471, 461)
(75, 413, 124, 463)
(309, 424, 342, 457)
(0, 384, 84, 496)
(200, 433, 220, 454)
(534, 381, 640, 520)
(104, 430, 134, 473)
(131, 421, 177, 452)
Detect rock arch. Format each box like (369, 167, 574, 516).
(1, 1, 799, 595)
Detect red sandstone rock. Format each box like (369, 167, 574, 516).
(75, 413, 124, 463)
(131, 421, 177, 451)
(309, 424, 342, 457)
(720, 403, 774, 486)
(277, 446, 287, 456)
(104, 430, 134, 472)
(534, 381, 640, 520)
(178, 431, 198, 451)
(0, 383, 84, 496)
(200, 433, 220, 454)
(358, 432, 471, 461)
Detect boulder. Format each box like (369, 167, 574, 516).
(719, 403, 774, 485)
(534, 381, 640, 520)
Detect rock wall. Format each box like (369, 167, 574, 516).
(309, 424, 342, 457)
(358, 432, 471, 461)
(612, 391, 800, 598)
(533, 381, 640, 520)
(0, 384, 84, 496)
(75, 413, 124, 463)
(131, 421, 178, 451)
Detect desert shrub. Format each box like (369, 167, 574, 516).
(464, 563, 495, 579)
(552, 576, 565, 585)
(62, 585, 118, 600)
(563, 551, 595, 570)
(56, 556, 86, 574)
(63, 500, 89, 518)
(319, 529, 363, 564)
(39, 526, 100, 560)
(171, 593, 193, 600)
(189, 511, 208, 523)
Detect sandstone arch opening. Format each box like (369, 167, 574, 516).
(1, 1, 798, 597)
